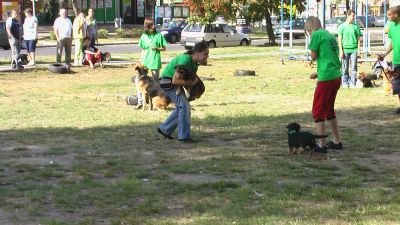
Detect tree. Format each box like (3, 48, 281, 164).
(185, 0, 305, 44)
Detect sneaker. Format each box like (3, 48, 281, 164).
(157, 128, 174, 140)
(327, 141, 343, 150)
(178, 138, 197, 143)
(314, 145, 328, 153)
(396, 108, 400, 115)
(27, 61, 36, 66)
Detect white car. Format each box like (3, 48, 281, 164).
(180, 22, 251, 49)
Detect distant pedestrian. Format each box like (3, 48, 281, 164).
(305, 16, 343, 153)
(6, 10, 23, 70)
(73, 10, 86, 65)
(337, 10, 362, 88)
(85, 9, 98, 47)
(23, 8, 38, 66)
(53, 8, 72, 66)
(379, 6, 400, 114)
(134, 18, 167, 110)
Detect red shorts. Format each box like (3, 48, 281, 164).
(83, 53, 102, 65)
(312, 77, 341, 122)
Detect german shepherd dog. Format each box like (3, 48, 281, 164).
(286, 122, 328, 154)
(174, 65, 205, 101)
(134, 63, 171, 110)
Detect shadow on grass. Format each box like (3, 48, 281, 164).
(0, 105, 400, 224)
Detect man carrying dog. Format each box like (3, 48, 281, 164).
(378, 6, 400, 114)
(338, 10, 362, 88)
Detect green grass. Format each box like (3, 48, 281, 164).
(1, 48, 400, 224)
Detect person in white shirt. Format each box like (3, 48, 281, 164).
(23, 8, 38, 66)
(53, 8, 72, 66)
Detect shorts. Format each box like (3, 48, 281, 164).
(312, 77, 341, 122)
(392, 64, 400, 95)
(25, 39, 37, 53)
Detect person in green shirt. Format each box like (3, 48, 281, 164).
(306, 16, 343, 153)
(337, 10, 362, 88)
(135, 18, 168, 110)
(379, 6, 400, 114)
(157, 42, 209, 143)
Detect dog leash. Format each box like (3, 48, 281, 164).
(377, 60, 393, 84)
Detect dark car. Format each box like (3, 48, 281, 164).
(273, 18, 306, 39)
(160, 20, 187, 44)
(0, 21, 11, 50)
(357, 16, 375, 27)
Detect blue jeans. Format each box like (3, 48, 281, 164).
(158, 86, 191, 140)
(135, 69, 160, 104)
(341, 52, 358, 87)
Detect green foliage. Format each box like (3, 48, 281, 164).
(115, 28, 131, 38)
(97, 28, 108, 39)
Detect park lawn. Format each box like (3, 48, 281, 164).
(0, 54, 400, 225)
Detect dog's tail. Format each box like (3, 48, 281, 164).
(314, 135, 328, 139)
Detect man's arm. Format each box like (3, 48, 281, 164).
(6, 20, 13, 39)
(172, 74, 199, 86)
(379, 42, 392, 60)
(338, 35, 344, 58)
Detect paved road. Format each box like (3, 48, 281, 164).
(0, 39, 297, 57)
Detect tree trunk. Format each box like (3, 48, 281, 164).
(71, 0, 78, 16)
(265, 10, 276, 45)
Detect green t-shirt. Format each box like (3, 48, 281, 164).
(388, 21, 400, 64)
(139, 32, 168, 70)
(161, 54, 198, 79)
(337, 22, 362, 53)
(308, 29, 341, 81)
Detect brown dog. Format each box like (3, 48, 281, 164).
(134, 63, 171, 110)
(174, 65, 205, 101)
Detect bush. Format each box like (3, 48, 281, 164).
(115, 28, 132, 38)
(50, 31, 56, 40)
(131, 28, 143, 39)
(98, 29, 108, 39)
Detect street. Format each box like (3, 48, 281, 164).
(0, 39, 288, 57)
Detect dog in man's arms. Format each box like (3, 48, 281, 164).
(286, 122, 328, 154)
(134, 63, 171, 110)
(173, 65, 205, 101)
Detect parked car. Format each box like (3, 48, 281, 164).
(160, 19, 187, 44)
(357, 16, 375, 27)
(0, 21, 11, 50)
(180, 22, 251, 49)
(273, 18, 306, 39)
(0, 21, 26, 50)
(374, 15, 386, 27)
(325, 16, 365, 35)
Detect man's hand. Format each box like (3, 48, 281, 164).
(339, 50, 344, 59)
(377, 53, 385, 61)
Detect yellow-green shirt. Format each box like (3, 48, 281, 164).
(73, 17, 85, 39)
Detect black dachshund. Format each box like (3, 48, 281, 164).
(286, 122, 328, 154)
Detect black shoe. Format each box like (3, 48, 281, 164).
(314, 145, 328, 153)
(327, 141, 343, 150)
(157, 128, 174, 140)
(134, 105, 143, 110)
(396, 108, 400, 114)
(178, 138, 196, 143)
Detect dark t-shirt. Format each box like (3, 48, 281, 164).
(82, 46, 98, 54)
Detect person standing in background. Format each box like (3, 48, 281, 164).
(73, 10, 86, 65)
(85, 9, 98, 48)
(134, 18, 167, 110)
(53, 8, 72, 66)
(337, 10, 362, 88)
(23, 8, 38, 66)
(6, 10, 23, 70)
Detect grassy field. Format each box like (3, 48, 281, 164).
(1, 49, 400, 225)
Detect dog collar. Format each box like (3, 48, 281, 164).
(288, 130, 297, 135)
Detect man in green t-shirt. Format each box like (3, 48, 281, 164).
(379, 6, 400, 114)
(337, 10, 362, 88)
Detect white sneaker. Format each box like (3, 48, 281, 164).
(27, 61, 36, 66)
